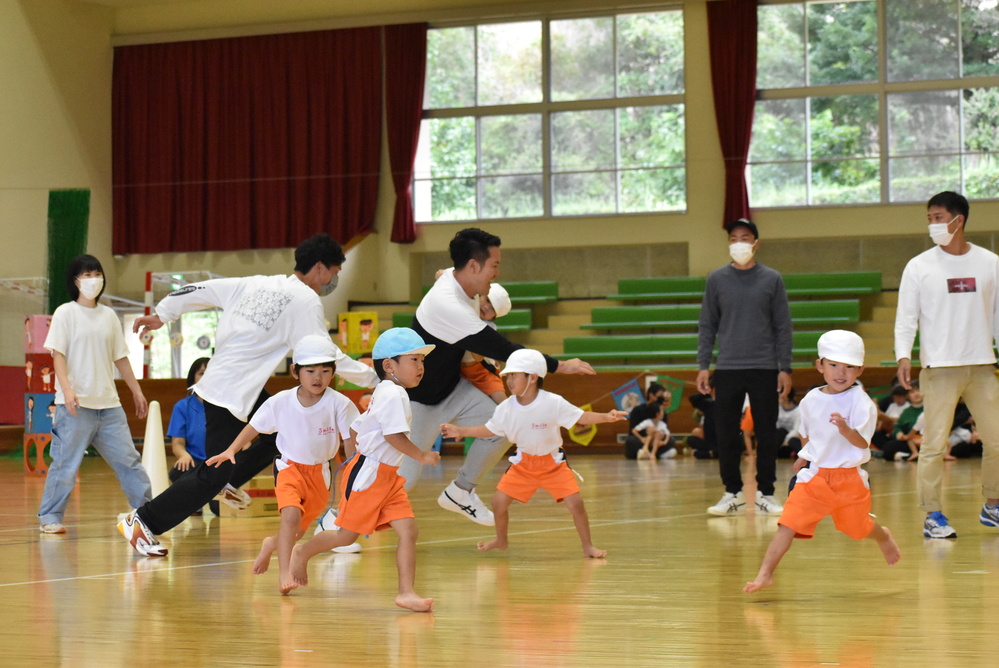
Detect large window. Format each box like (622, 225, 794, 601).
(751, 0, 999, 207)
(415, 10, 686, 222)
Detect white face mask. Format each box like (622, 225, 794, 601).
(318, 274, 338, 297)
(928, 216, 959, 246)
(78, 277, 103, 300)
(729, 242, 755, 265)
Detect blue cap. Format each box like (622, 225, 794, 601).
(372, 327, 435, 360)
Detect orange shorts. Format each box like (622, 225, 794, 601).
(779, 466, 874, 540)
(497, 452, 581, 503)
(461, 360, 504, 396)
(275, 461, 329, 532)
(335, 454, 414, 535)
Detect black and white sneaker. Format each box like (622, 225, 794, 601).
(707, 491, 746, 516)
(438, 481, 495, 526)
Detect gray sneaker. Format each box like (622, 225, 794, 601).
(707, 491, 746, 516)
(923, 511, 957, 539)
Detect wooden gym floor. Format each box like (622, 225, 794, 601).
(2, 452, 998, 667)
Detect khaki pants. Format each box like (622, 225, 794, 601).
(919, 365, 999, 512)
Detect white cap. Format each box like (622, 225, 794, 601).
(487, 283, 512, 318)
(500, 348, 547, 378)
(817, 329, 865, 367)
(293, 334, 338, 366)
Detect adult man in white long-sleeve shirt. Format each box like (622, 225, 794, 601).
(117, 234, 379, 556)
(895, 191, 999, 539)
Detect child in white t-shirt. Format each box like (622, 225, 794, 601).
(633, 402, 676, 460)
(744, 330, 900, 593)
(289, 328, 440, 612)
(207, 334, 359, 595)
(442, 348, 628, 558)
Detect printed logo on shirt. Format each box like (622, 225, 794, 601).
(168, 285, 202, 297)
(233, 289, 293, 330)
(317, 426, 336, 436)
(947, 277, 977, 294)
(531, 422, 550, 430)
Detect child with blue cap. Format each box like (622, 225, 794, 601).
(289, 328, 439, 612)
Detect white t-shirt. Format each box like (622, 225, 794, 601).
(485, 390, 584, 457)
(352, 380, 413, 467)
(45, 302, 130, 409)
(895, 244, 999, 368)
(884, 400, 910, 420)
(798, 384, 877, 469)
(416, 268, 485, 344)
(155, 274, 377, 420)
(249, 387, 359, 466)
(634, 418, 669, 437)
(776, 404, 802, 443)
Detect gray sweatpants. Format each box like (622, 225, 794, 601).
(401, 378, 509, 490)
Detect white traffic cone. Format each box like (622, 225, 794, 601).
(141, 400, 170, 497)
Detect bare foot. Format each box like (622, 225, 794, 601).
(944, 455, 957, 461)
(743, 574, 773, 593)
(395, 592, 434, 612)
(289, 544, 309, 586)
(253, 536, 276, 574)
(279, 572, 299, 596)
(477, 538, 508, 552)
(583, 545, 607, 559)
(908, 453, 919, 462)
(878, 527, 901, 566)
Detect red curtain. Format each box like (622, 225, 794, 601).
(707, 0, 758, 226)
(384, 23, 427, 244)
(112, 27, 383, 254)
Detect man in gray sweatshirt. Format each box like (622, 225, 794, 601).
(696, 218, 793, 516)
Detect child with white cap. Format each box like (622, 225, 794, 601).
(289, 327, 440, 612)
(206, 334, 360, 595)
(441, 348, 628, 558)
(744, 330, 901, 593)
(459, 282, 514, 404)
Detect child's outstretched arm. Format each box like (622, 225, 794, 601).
(829, 413, 871, 449)
(576, 409, 629, 425)
(206, 424, 261, 467)
(440, 423, 496, 440)
(342, 430, 357, 459)
(385, 432, 440, 466)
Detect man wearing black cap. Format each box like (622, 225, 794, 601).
(696, 219, 793, 516)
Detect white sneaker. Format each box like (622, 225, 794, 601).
(707, 491, 746, 516)
(39, 523, 66, 534)
(314, 508, 363, 552)
(658, 448, 678, 460)
(755, 490, 784, 515)
(214, 484, 252, 510)
(117, 511, 168, 557)
(438, 481, 495, 526)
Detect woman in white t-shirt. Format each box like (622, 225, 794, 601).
(37, 255, 153, 537)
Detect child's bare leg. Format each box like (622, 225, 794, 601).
(563, 493, 606, 558)
(744, 524, 795, 593)
(866, 523, 901, 566)
(478, 491, 514, 552)
(276, 507, 304, 595)
(289, 525, 360, 587)
(648, 432, 663, 459)
(390, 517, 433, 612)
(253, 535, 278, 574)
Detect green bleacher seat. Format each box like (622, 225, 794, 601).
(418, 280, 558, 306)
(392, 308, 532, 333)
(558, 331, 823, 364)
(607, 272, 881, 302)
(580, 299, 860, 331)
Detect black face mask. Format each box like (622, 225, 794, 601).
(655, 396, 667, 406)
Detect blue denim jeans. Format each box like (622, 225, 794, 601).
(38, 405, 152, 525)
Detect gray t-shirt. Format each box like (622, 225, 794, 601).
(696, 262, 793, 371)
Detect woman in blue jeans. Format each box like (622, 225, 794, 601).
(37, 255, 154, 540)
